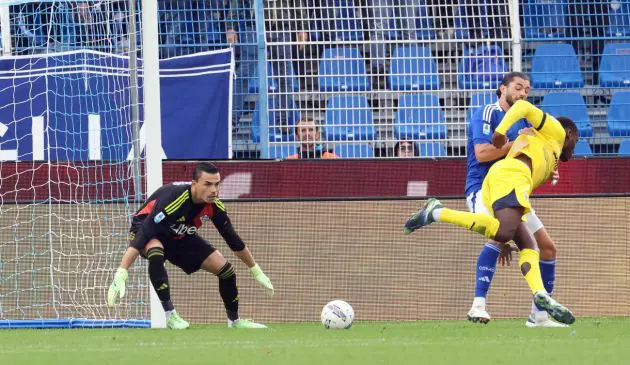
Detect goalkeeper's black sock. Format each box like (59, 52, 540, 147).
(217, 262, 239, 321)
(147, 247, 174, 312)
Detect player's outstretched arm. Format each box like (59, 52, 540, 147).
(233, 247, 274, 297)
(493, 100, 547, 149)
(107, 247, 141, 306)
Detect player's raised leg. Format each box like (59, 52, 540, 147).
(404, 198, 507, 242)
(145, 239, 189, 330)
(200, 251, 267, 329)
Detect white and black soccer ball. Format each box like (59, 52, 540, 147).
(321, 300, 354, 329)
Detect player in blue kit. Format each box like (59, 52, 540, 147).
(464, 72, 566, 327)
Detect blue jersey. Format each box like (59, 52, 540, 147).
(465, 102, 530, 196)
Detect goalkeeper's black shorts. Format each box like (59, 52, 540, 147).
(129, 232, 216, 275)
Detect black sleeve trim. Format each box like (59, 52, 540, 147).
(536, 113, 547, 131)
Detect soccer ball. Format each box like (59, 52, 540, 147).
(321, 300, 354, 329)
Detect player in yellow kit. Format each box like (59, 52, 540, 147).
(404, 100, 579, 325)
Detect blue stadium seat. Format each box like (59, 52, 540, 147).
(248, 62, 300, 93)
(318, 47, 371, 92)
(312, 0, 364, 41)
(388, 46, 440, 91)
(324, 95, 375, 141)
(458, 45, 507, 90)
(573, 140, 593, 157)
(453, 2, 478, 39)
(618, 140, 630, 155)
(467, 92, 498, 123)
(522, 0, 567, 39)
(418, 142, 447, 157)
(333, 143, 375, 158)
(599, 43, 630, 88)
(414, 0, 437, 40)
(333, 0, 364, 41)
(541, 92, 593, 138)
(607, 91, 630, 137)
(251, 96, 300, 143)
(268, 144, 297, 159)
(608, 0, 630, 37)
(531, 43, 584, 89)
(452, 1, 508, 39)
(395, 94, 447, 140)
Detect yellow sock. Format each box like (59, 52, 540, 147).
(519, 248, 545, 294)
(439, 208, 500, 239)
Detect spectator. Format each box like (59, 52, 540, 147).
(394, 140, 420, 157)
(227, 0, 309, 128)
(287, 119, 339, 159)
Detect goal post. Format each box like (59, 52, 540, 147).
(0, 0, 163, 329)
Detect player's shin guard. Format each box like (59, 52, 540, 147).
(439, 208, 501, 239)
(147, 247, 174, 311)
(474, 243, 500, 298)
(217, 262, 239, 321)
(519, 249, 546, 294)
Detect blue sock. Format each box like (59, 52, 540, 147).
(539, 260, 556, 294)
(474, 243, 501, 298)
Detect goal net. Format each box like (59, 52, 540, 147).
(0, 0, 150, 328)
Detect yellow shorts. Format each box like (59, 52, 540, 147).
(481, 158, 533, 219)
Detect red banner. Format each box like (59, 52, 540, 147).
(164, 158, 630, 199)
(2, 158, 628, 202)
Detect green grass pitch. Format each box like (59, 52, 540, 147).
(1, 318, 628, 365)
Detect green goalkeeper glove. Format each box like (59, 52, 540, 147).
(107, 268, 128, 307)
(250, 264, 274, 297)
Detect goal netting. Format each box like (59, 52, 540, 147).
(0, 0, 150, 328)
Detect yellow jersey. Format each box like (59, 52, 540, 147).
(495, 101, 566, 190)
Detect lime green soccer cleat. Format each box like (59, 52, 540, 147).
(228, 319, 268, 329)
(167, 311, 190, 330)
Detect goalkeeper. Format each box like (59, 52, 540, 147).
(107, 162, 273, 329)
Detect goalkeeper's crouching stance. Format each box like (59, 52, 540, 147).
(107, 162, 274, 329)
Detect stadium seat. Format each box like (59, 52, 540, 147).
(607, 91, 630, 137)
(599, 43, 630, 88)
(312, 0, 363, 41)
(324, 95, 375, 141)
(458, 45, 507, 90)
(418, 142, 447, 157)
(318, 47, 371, 92)
(453, 1, 508, 39)
(531, 43, 584, 88)
(573, 139, 593, 157)
(521, 0, 567, 39)
(618, 140, 630, 155)
(394, 94, 447, 140)
(467, 92, 498, 122)
(414, 0, 437, 40)
(251, 96, 300, 143)
(333, 143, 375, 158)
(333, 0, 364, 41)
(541, 92, 593, 138)
(268, 144, 297, 159)
(607, 0, 630, 37)
(388, 46, 440, 91)
(248, 61, 300, 93)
